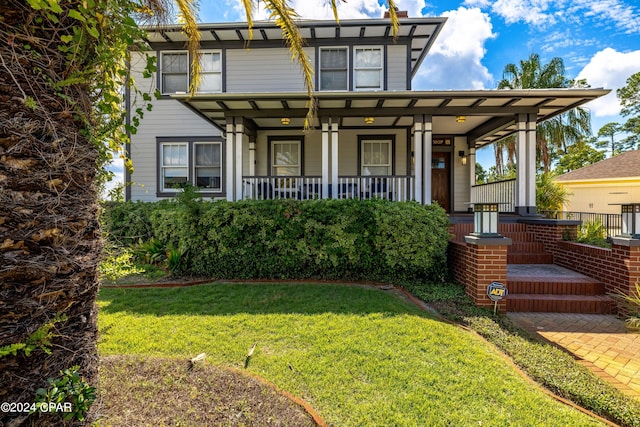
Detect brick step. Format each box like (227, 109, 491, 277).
(507, 277, 605, 295)
(507, 252, 554, 264)
(507, 294, 615, 314)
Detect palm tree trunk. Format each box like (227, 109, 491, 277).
(1, 3, 100, 426)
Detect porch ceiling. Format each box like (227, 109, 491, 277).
(174, 89, 610, 147)
(143, 18, 446, 78)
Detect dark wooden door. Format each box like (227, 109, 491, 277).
(431, 152, 450, 212)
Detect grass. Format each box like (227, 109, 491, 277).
(98, 283, 605, 427)
(404, 281, 640, 427)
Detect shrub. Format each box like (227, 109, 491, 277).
(102, 199, 450, 283)
(576, 219, 610, 248)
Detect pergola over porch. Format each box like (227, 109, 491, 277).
(174, 88, 609, 214)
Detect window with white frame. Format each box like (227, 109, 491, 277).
(194, 142, 222, 191)
(354, 47, 383, 90)
(361, 140, 391, 176)
(160, 52, 188, 94)
(272, 141, 301, 176)
(199, 51, 222, 93)
(319, 47, 348, 90)
(159, 141, 222, 193)
(160, 50, 222, 94)
(160, 143, 189, 190)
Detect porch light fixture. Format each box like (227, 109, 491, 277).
(280, 117, 291, 125)
(621, 203, 640, 238)
(364, 116, 375, 125)
(472, 203, 500, 237)
(456, 115, 466, 123)
(458, 150, 467, 165)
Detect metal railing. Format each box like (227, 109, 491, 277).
(242, 175, 415, 201)
(471, 178, 515, 213)
(540, 211, 622, 237)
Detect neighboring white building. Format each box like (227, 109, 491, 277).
(126, 14, 608, 215)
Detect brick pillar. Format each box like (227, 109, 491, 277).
(610, 237, 640, 314)
(463, 235, 512, 313)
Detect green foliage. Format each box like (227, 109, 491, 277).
(35, 366, 96, 422)
(99, 247, 144, 282)
(555, 138, 605, 174)
(133, 238, 166, 266)
(102, 199, 450, 283)
(618, 283, 640, 331)
(617, 72, 640, 150)
(0, 315, 66, 359)
(576, 219, 610, 248)
(536, 172, 570, 213)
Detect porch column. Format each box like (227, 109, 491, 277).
(331, 119, 339, 198)
(225, 118, 235, 201)
(235, 121, 244, 201)
(321, 119, 329, 199)
(423, 115, 432, 205)
(515, 113, 537, 215)
(248, 137, 256, 178)
(469, 146, 476, 189)
(413, 118, 423, 204)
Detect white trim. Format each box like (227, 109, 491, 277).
(160, 142, 189, 192)
(322, 121, 329, 198)
(414, 119, 423, 204)
(353, 45, 383, 91)
(331, 121, 339, 197)
(318, 46, 349, 91)
(361, 139, 392, 176)
(160, 50, 188, 95)
(423, 116, 433, 205)
(235, 123, 244, 201)
(193, 141, 223, 192)
(271, 140, 301, 176)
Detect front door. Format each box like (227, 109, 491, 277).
(431, 152, 450, 212)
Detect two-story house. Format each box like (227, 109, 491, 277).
(125, 14, 608, 215)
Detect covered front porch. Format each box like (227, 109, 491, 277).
(174, 89, 609, 213)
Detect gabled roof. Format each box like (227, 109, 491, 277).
(556, 150, 640, 182)
(143, 17, 447, 77)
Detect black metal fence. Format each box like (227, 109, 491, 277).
(539, 211, 622, 237)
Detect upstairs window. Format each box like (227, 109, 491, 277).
(319, 48, 348, 91)
(161, 52, 188, 94)
(354, 47, 383, 90)
(160, 50, 222, 94)
(199, 51, 222, 93)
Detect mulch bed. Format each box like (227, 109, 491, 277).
(95, 355, 319, 427)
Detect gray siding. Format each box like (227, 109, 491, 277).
(226, 48, 314, 93)
(128, 52, 221, 202)
(387, 45, 408, 90)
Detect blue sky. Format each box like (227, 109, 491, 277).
(106, 0, 640, 192)
(198, 0, 640, 165)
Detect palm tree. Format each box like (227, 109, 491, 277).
(0, 1, 397, 425)
(495, 53, 591, 172)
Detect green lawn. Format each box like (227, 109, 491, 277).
(98, 283, 604, 427)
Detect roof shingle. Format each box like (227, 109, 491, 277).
(556, 150, 640, 181)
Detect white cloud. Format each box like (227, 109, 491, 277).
(576, 48, 640, 117)
(491, 0, 553, 25)
(573, 0, 640, 35)
(414, 7, 496, 90)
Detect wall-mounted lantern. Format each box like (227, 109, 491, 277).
(458, 150, 467, 165)
(621, 203, 640, 238)
(472, 203, 500, 237)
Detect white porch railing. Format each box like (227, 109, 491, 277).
(242, 176, 415, 201)
(336, 176, 415, 201)
(242, 176, 322, 200)
(471, 178, 516, 213)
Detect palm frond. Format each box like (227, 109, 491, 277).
(240, 0, 254, 42)
(174, 0, 201, 96)
(264, 0, 315, 130)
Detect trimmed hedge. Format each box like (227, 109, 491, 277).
(102, 199, 450, 283)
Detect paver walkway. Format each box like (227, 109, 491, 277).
(508, 312, 640, 400)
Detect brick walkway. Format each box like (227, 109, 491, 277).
(508, 312, 640, 400)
